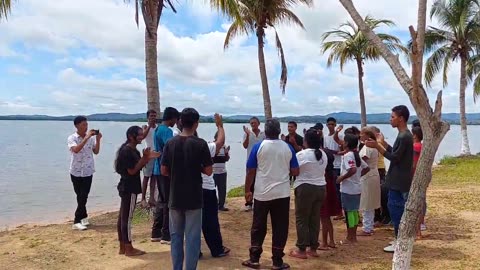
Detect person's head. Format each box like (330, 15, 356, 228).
(370, 126, 380, 134)
(249, 117, 261, 131)
(360, 127, 376, 142)
(391, 105, 410, 128)
(287, 121, 297, 135)
(176, 118, 183, 131)
(146, 109, 157, 124)
(411, 119, 420, 129)
(163, 107, 180, 127)
(180, 108, 200, 130)
(73, 116, 88, 134)
(326, 117, 337, 132)
(264, 119, 281, 139)
(345, 126, 360, 137)
(126, 125, 144, 145)
(304, 129, 324, 161)
(343, 133, 359, 151)
(412, 126, 423, 142)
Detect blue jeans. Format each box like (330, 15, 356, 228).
(387, 190, 409, 237)
(170, 208, 202, 270)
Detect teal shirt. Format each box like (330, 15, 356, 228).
(153, 125, 173, 175)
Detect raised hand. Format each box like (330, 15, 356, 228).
(214, 113, 223, 127)
(336, 125, 344, 133)
(243, 125, 250, 135)
(281, 134, 286, 141)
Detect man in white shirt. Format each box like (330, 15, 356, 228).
(141, 109, 157, 208)
(67, 116, 102, 231)
(242, 117, 266, 211)
(242, 119, 299, 270)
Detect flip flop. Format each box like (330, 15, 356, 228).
(242, 260, 260, 269)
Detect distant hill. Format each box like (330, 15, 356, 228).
(1, 112, 480, 125)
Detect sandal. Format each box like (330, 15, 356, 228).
(306, 248, 319, 257)
(288, 249, 307, 259)
(242, 260, 260, 269)
(272, 263, 290, 270)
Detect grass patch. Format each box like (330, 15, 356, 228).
(433, 155, 480, 185)
(227, 185, 245, 198)
(132, 207, 151, 225)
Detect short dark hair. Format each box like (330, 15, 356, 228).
(265, 119, 281, 138)
(288, 121, 297, 127)
(163, 107, 180, 121)
(73, 116, 87, 126)
(345, 126, 360, 136)
(180, 108, 200, 129)
(412, 119, 420, 128)
(412, 126, 423, 141)
(249, 117, 260, 124)
(392, 105, 410, 122)
(146, 109, 157, 118)
(326, 117, 336, 123)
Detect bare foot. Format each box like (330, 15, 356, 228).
(340, 239, 357, 245)
(289, 249, 308, 259)
(317, 244, 329, 251)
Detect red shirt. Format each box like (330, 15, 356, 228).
(413, 142, 422, 174)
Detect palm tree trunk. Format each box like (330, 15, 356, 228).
(459, 55, 471, 155)
(356, 57, 367, 127)
(256, 26, 273, 119)
(145, 1, 161, 115)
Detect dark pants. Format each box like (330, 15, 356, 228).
(117, 193, 137, 243)
(245, 177, 255, 207)
(214, 173, 227, 209)
(378, 169, 391, 223)
(333, 168, 342, 213)
(295, 184, 325, 250)
(202, 189, 224, 256)
(152, 175, 170, 240)
(250, 197, 290, 267)
(388, 190, 409, 237)
(71, 175, 93, 224)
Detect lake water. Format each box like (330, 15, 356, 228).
(0, 120, 478, 229)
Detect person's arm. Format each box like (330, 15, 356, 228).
(69, 131, 94, 153)
(380, 135, 409, 164)
(360, 160, 370, 177)
(214, 113, 225, 154)
(201, 141, 214, 176)
(93, 132, 102, 155)
(161, 142, 171, 176)
(127, 152, 150, 176)
(289, 136, 302, 152)
(336, 153, 357, 183)
(245, 143, 260, 201)
(288, 145, 300, 176)
(142, 125, 150, 139)
(242, 131, 249, 149)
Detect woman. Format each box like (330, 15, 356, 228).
(289, 129, 327, 259)
(358, 127, 381, 236)
(115, 126, 159, 256)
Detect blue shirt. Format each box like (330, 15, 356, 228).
(153, 124, 173, 175)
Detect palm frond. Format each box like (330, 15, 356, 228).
(274, 28, 288, 94)
(424, 45, 451, 87)
(224, 20, 251, 49)
(0, 0, 12, 20)
(274, 7, 304, 29)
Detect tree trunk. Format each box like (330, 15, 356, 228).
(144, 0, 161, 115)
(459, 55, 471, 155)
(338, 0, 450, 269)
(356, 57, 367, 127)
(256, 26, 273, 119)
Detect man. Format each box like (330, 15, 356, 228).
(324, 118, 345, 220)
(242, 117, 266, 211)
(241, 119, 299, 270)
(141, 109, 157, 208)
(365, 105, 413, 253)
(67, 116, 102, 231)
(151, 107, 180, 244)
(282, 121, 303, 153)
(161, 108, 213, 270)
(200, 113, 230, 258)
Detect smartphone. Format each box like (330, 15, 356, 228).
(93, 129, 100, 135)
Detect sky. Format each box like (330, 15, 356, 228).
(0, 0, 479, 116)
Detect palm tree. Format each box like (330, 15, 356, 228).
(321, 16, 407, 127)
(223, 0, 313, 119)
(0, 0, 13, 20)
(423, 0, 480, 155)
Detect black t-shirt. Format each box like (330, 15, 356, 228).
(384, 130, 414, 192)
(116, 145, 142, 195)
(161, 135, 213, 210)
(285, 133, 304, 152)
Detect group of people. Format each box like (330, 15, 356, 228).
(66, 104, 426, 270)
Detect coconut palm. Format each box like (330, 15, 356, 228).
(321, 16, 408, 127)
(0, 0, 13, 20)
(423, 0, 480, 155)
(223, 0, 313, 119)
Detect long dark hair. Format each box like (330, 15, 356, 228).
(344, 133, 361, 167)
(114, 126, 142, 174)
(304, 129, 323, 160)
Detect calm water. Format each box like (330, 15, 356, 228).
(0, 120, 478, 228)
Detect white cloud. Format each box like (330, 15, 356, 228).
(7, 66, 29, 75)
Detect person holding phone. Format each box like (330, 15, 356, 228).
(115, 126, 160, 256)
(67, 116, 102, 231)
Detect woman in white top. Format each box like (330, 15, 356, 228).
(358, 127, 381, 235)
(289, 129, 327, 259)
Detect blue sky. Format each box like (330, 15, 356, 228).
(0, 0, 479, 116)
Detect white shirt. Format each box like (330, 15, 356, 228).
(201, 142, 217, 190)
(171, 126, 181, 136)
(324, 133, 343, 169)
(340, 151, 368, 195)
(67, 133, 96, 177)
(212, 146, 228, 174)
(360, 146, 379, 177)
(243, 130, 265, 160)
(246, 139, 299, 201)
(293, 149, 327, 189)
(144, 125, 155, 148)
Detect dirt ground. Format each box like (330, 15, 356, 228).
(1, 176, 479, 269)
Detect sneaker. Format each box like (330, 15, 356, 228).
(389, 240, 396, 245)
(383, 244, 395, 253)
(160, 240, 171, 245)
(420, 223, 427, 231)
(151, 237, 162, 242)
(81, 218, 90, 226)
(72, 223, 87, 231)
(244, 205, 253, 212)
